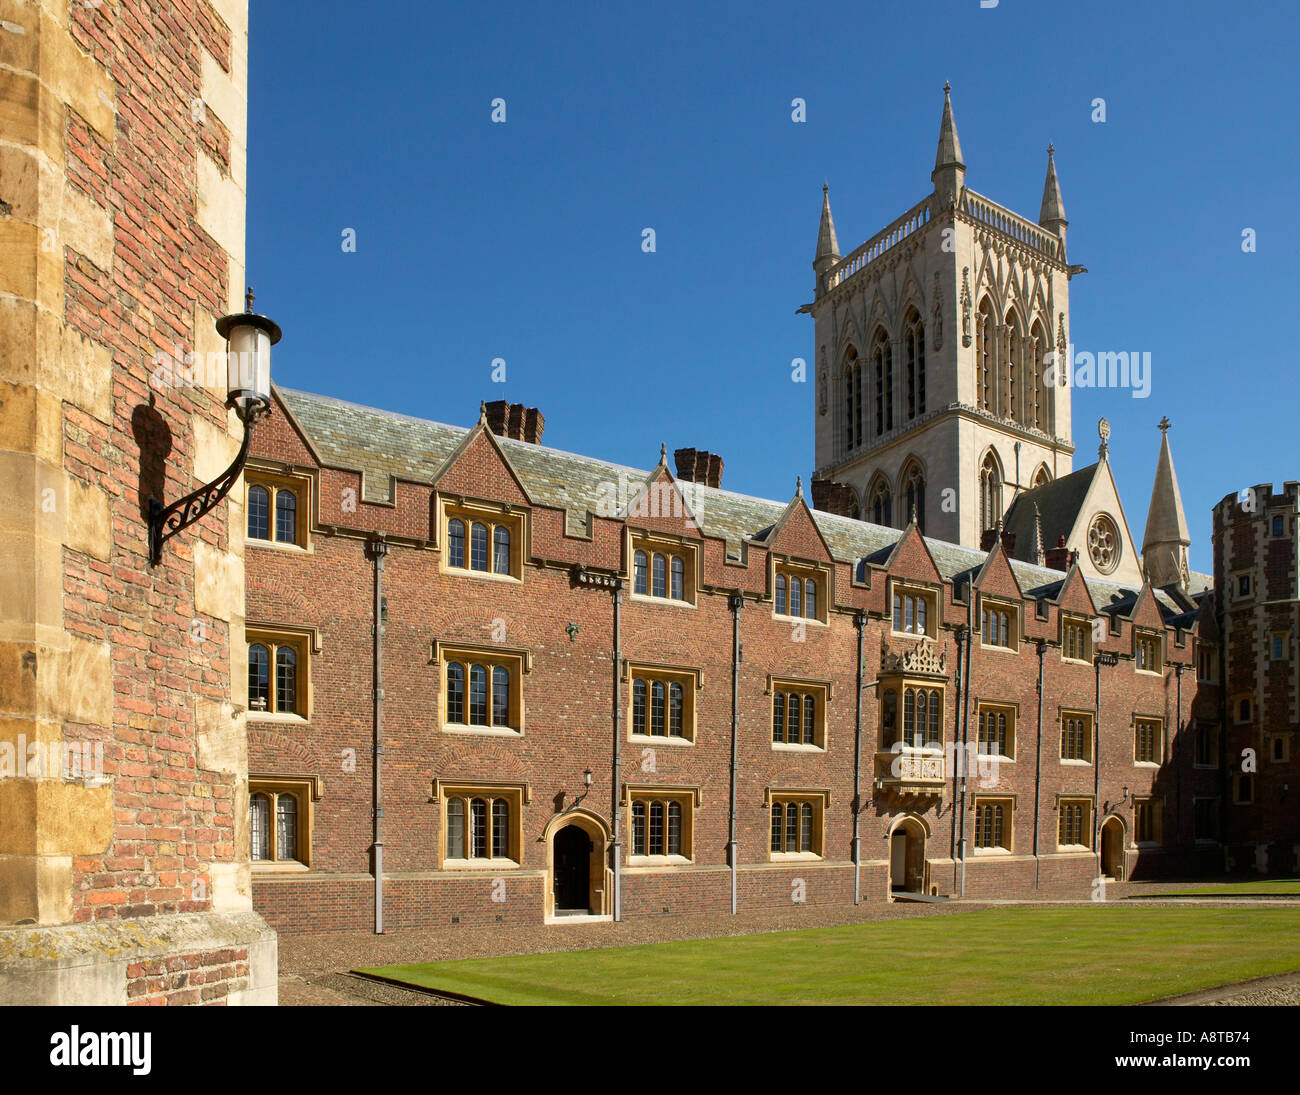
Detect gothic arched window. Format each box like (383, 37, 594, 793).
(1033, 465, 1051, 489)
(871, 330, 892, 435)
(1029, 319, 1049, 431)
(977, 298, 995, 413)
(869, 477, 892, 528)
(1004, 309, 1022, 422)
(904, 311, 925, 420)
(843, 346, 862, 451)
(980, 451, 1003, 533)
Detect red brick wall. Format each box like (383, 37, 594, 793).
(247, 393, 1207, 931)
(56, 1, 245, 933)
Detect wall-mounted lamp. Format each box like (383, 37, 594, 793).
(583, 768, 593, 788)
(566, 622, 580, 642)
(148, 289, 281, 565)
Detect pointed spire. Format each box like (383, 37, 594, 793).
(815, 183, 839, 264)
(1039, 143, 1067, 256)
(934, 82, 964, 171)
(931, 82, 966, 205)
(812, 183, 841, 297)
(1039, 144, 1066, 222)
(1142, 418, 1191, 588)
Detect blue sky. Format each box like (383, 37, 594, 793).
(247, 0, 1299, 574)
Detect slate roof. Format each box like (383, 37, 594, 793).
(276, 387, 1205, 622)
(1001, 463, 1099, 559)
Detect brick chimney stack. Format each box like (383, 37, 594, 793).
(484, 400, 545, 444)
(979, 527, 1018, 555)
(673, 448, 723, 489)
(1045, 534, 1072, 571)
(810, 477, 858, 518)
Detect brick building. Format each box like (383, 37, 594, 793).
(1211, 482, 1300, 872)
(243, 387, 1223, 932)
(0, 0, 275, 1002)
(236, 87, 1272, 935)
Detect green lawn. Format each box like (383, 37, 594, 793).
(358, 906, 1300, 1005)
(1138, 879, 1300, 897)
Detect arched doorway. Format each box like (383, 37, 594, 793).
(544, 810, 612, 921)
(889, 817, 927, 894)
(553, 826, 591, 913)
(1100, 816, 1125, 881)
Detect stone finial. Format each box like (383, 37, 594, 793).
(795, 475, 803, 498)
(659, 442, 667, 465)
(1098, 417, 1111, 461)
(478, 400, 487, 424)
(1158, 415, 1171, 434)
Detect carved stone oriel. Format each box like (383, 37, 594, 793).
(881, 638, 948, 676)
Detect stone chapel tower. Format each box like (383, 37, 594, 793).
(807, 85, 1077, 549)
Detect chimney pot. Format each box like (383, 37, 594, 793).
(482, 400, 545, 444)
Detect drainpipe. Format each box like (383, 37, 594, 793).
(959, 611, 974, 897)
(1033, 638, 1046, 889)
(728, 593, 743, 914)
(1093, 651, 1118, 876)
(951, 625, 965, 869)
(852, 612, 866, 904)
(1174, 662, 1183, 849)
(611, 579, 624, 921)
(366, 535, 389, 934)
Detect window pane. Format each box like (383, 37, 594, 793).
(247, 485, 269, 540)
(669, 682, 683, 737)
(469, 664, 487, 725)
(447, 797, 465, 858)
(929, 692, 941, 745)
(773, 693, 785, 743)
(903, 689, 916, 747)
(447, 662, 464, 724)
(785, 803, 798, 852)
(275, 646, 296, 714)
(491, 666, 510, 727)
(250, 793, 270, 860)
(493, 526, 511, 574)
(805, 580, 817, 619)
(448, 518, 465, 568)
(652, 554, 666, 597)
(788, 694, 801, 743)
(776, 574, 787, 615)
(905, 597, 914, 633)
(667, 801, 682, 855)
(470, 798, 487, 857)
(248, 644, 269, 712)
(671, 556, 684, 600)
(917, 597, 927, 634)
(275, 793, 297, 861)
(470, 523, 488, 571)
(770, 804, 782, 852)
(800, 802, 813, 852)
(492, 799, 509, 858)
(632, 801, 646, 855)
(634, 551, 648, 595)
(893, 591, 902, 630)
(275, 489, 297, 543)
(649, 801, 664, 856)
(790, 577, 802, 617)
(650, 681, 665, 736)
(633, 679, 647, 735)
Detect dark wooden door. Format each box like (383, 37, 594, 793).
(553, 827, 592, 911)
